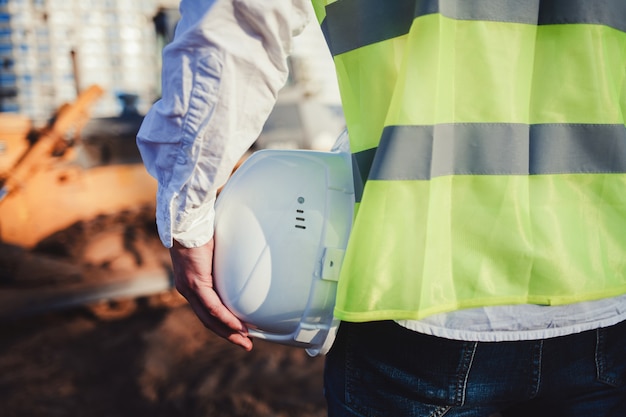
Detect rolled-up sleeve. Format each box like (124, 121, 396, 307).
(137, 0, 312, 248)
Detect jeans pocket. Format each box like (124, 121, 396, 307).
(342, 322, 477, 417)
(595, 321, 626, 387)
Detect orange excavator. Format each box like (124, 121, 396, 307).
(0, 86, 180, 320)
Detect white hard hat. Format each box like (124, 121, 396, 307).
(213, 132, 353, 356)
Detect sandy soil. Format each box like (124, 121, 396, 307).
(0, 299, 327, 417)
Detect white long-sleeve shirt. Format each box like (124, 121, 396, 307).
(137, 0, 626, 342)
(137, 0, 311, 249)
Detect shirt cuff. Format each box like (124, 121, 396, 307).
(171, 204, 216, 248)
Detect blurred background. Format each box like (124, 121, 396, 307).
(0, 0, 344, 415)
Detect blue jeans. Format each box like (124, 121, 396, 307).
(324, 320, 626, 417)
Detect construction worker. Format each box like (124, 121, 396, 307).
(137, 1, 626, 415)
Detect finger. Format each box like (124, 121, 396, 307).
(184, 287, 253, 351)
(198, 284, 248, 331)
(176, 277, 247, 334)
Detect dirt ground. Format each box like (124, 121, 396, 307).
(0, 296, 327, 417)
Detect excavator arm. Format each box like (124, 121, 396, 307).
(0, 85, 104, 202)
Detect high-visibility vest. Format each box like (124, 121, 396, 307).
(311, 0, 626, 322)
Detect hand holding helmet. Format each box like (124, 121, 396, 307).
(169, 238, 253, 351)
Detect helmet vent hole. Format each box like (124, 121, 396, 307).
(295, 210, 306, 229)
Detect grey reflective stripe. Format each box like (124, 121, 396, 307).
(322, 0, 626, 56)
(322, 0, 416, 56)
(360, 124, 626, 181)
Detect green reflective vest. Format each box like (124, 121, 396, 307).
(312, 0, 626, 322)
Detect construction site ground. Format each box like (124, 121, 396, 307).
(0, 272, 326, 417)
